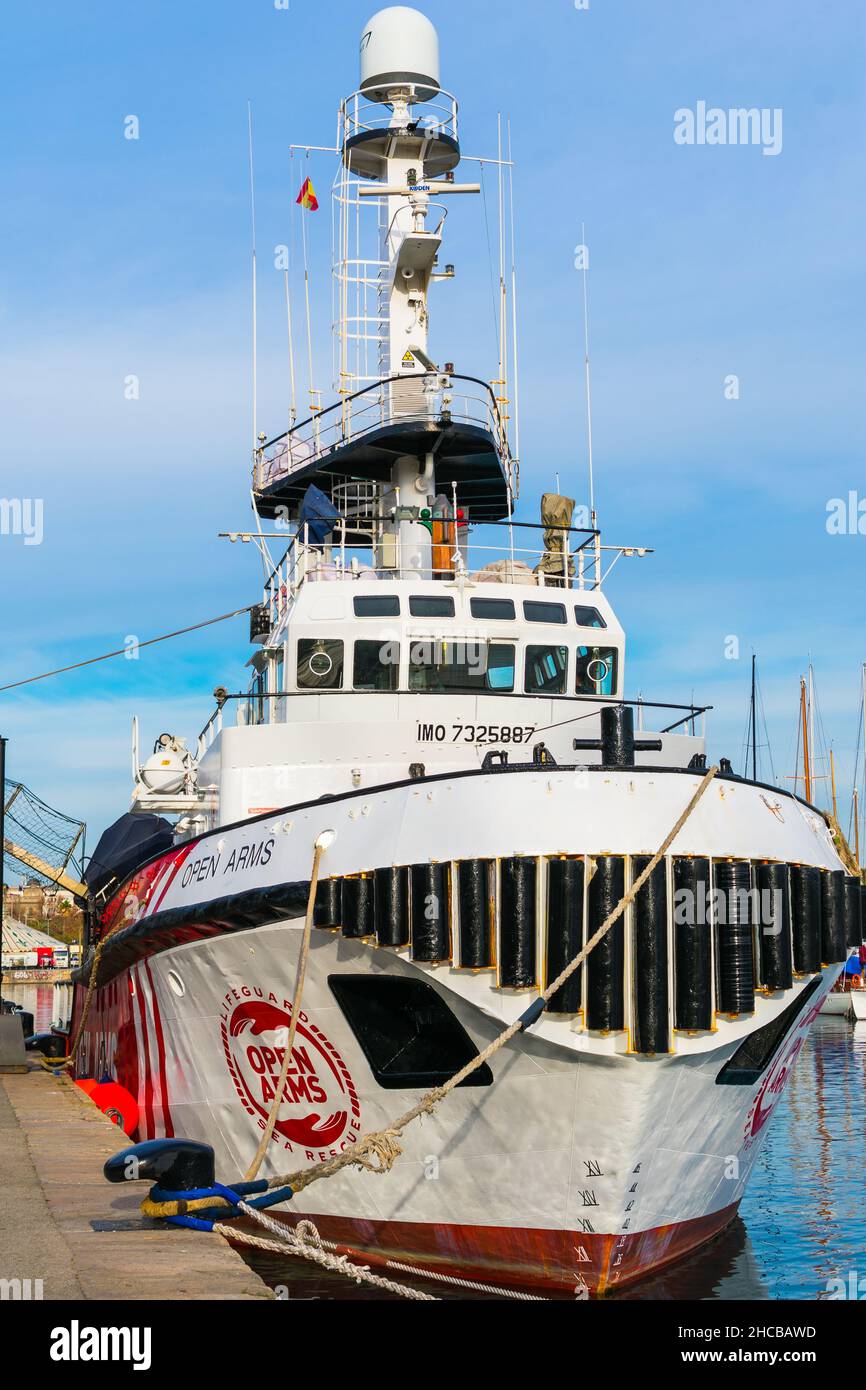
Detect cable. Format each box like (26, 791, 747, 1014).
(0, 606, 254, 695)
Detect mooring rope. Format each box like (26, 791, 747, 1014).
(220, 1205, 548, 1300)
(264, 764, 720, 1196)
(216, 1207, 439, 1301)
(243, 836, 328, 1180)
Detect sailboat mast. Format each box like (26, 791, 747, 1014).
(808, 662, 815, 797)
(829, 747, 838, 821)
(750, 653, 757, 782)
(861, 661, 866, 863)
(800, 676, 812, 804)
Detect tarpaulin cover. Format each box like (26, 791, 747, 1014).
(299, 484, 339, 546)
(536, 492, 576, 579)
(83, 813, 175, 898)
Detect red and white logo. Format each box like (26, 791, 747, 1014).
(220, 988, 361, 1160)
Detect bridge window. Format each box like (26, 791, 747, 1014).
(409, 640, 515, 693)
(524, 600, 567, 625)
(297, 638, 344, 690)
(470, 597, 515, 620)
(354, 595, 400, 617)
(575, 646, 618, 696)
(354, 639, 400, 691)
(574, 605, 607, 629)
(525, 645, 568, 695)
(409, 595, 455, 618)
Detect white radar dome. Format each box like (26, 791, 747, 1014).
(359, 7, 441, 104)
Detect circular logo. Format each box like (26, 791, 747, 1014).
(221, 991, 361, 1154)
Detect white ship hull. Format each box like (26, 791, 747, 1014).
(75, 767, 847, 1295)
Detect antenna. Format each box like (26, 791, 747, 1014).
(247, 101, 258, 458)
(507, 119, 521, 476)
(580, 220, 596, 527)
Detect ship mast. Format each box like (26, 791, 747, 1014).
(342, 8, 481, 578)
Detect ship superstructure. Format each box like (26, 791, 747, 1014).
(73, 8, 862, 1297)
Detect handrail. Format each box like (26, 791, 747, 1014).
(255, 371, 508, 456)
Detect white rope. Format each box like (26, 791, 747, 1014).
(226, 1206, 546, 1301)
(220, 1205, 438, 1301)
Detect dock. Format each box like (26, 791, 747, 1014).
(0, 1061, 274, 1301)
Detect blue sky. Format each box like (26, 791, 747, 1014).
(1, 0, 864, 864)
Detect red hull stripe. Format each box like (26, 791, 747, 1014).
(144, 959, 174, 1139)
(133, 964, 155, 1140)
(262, 1202, 740, 1296)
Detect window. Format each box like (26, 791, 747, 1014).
(409, 640, 515, 693)
(409, 595, 455, 618)
(575, 646, 618, 696)
(354, 639, 400, 691)
(297, 638, 344, 691)
(574, 605, 607, 629)
(353, 595, 400, 617)
(470, 597, 516, 620)
(524, 600, 567, 625)
(525, 645, 568, 695)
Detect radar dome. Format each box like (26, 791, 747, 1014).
(359, 7, 441, 104)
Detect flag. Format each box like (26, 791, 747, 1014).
(296, 176, 319, 212)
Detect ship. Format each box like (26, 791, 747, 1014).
(70, 6, 864, 1296)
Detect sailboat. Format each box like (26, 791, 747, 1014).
(66, 8, 863, 1295)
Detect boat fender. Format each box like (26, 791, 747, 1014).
(91, 1081, 139, 1136)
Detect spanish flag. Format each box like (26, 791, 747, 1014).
(296, 176, 319, 212)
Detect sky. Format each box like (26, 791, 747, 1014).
(1, 0, 864, 870)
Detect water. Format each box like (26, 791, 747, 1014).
(1, 981, 56, 1031)
(10, 984, 861, 1299)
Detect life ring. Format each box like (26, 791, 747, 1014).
(90, 1082, 139, 1136)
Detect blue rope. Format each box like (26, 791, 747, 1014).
(148, 1180, 294, 1232)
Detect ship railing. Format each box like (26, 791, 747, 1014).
(253, 373, 513, 495)
(196, 705, 224, 759)
(258, 522, 653, 629)
(341, 88, 460, 148)
(198, 689, 711, 746)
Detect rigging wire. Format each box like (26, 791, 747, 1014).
(0, 607, 254, 695)
(507, 120, 521, 470)
(478, 162, 501, 365)
(247, 101, 258, 458)
(848, 682, 864, 843)
(580, 220, 596, 524)
(756, 666, 776, 784)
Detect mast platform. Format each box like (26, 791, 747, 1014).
(254, 372, 515, 524)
